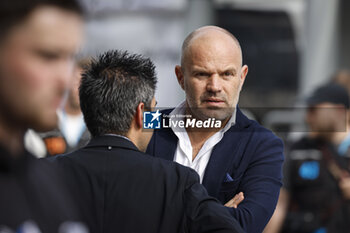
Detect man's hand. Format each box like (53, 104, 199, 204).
(339, 177, 350, 200)
(224, 192, 244, 208)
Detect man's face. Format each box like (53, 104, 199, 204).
(0, 6, 83, 131)
(306, 102, 346, 138)
(176, 33, 248, 121)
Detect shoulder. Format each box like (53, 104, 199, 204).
(232, 109, 284, 162)
(289, 136, 318, 150)
(235, 108, 282, 144)
(25, 153, 83, 222)
(47, 150, 86, 173)
(249, 122, 284, 157)
(48, 151, 76, 164)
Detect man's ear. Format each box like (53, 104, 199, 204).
(239, 65, 249, 90)
(135, 102, 144, 129)
(175, 65, 185, 90)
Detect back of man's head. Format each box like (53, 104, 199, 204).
(0, 0, 83, 38)
(80, 50, 157, 137)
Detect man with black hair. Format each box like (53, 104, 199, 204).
(0, 0, 86, 232)
(52, 50, 244, 233)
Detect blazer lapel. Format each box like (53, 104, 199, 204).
(202, 108, 251, 198)
(153, 128, 178, 161)
(202, 126, 244, 198)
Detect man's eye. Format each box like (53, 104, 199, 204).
(195, 72, 209, 77)
(36, 50, 60, 61)
(223, 72, 233, 76)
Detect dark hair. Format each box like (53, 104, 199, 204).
(79, 50, 157, 137)
(0, 0, 84, 36)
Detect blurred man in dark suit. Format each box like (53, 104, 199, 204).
(0, 0, 86, 232)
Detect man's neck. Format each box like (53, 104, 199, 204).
(185, 108, 231, 161)
(0, 112, 25, 157)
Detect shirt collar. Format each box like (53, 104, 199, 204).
(104, 134, 132, 142)
(169, 100, 236, 134)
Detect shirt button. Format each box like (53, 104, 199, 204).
(108, 146, 112, 150)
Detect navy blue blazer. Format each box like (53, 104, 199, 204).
(147, 108, 284, 233)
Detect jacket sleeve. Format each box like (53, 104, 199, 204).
(184, 169, 245, 233)
(227, 133, 284, 233)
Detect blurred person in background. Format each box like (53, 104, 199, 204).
(25, 59, 91, 158)
(147, 25, 284, 233)
(264, 83, 350, 233)
(0, 0, 87, 232)
(51, 50, 244, 233)
(333, 70, 350, 95)
(58, 58, 90, 151)
(41, 58, 91, 156)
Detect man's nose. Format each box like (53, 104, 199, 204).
(206, 74, 222, 93)
(56, 59, 75, 91)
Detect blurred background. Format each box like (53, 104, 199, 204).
(79, 0, 349, 105)
(77, 0, 350, 137)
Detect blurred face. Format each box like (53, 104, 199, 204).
(306, 103, 346, 137)
(67, 66, 83, 110)
(176, 31, 248, 121)
(0, 6, 83, 131)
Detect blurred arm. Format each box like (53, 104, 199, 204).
(263, 188, 290, 233)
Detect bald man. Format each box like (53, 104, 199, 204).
(147, 26, 284, 233)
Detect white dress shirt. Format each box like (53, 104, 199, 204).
(171, 101, 236, 183)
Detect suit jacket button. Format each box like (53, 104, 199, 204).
(108, 146, 112, 150)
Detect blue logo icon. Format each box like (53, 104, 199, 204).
(143, 110, 161, 129)
(299, 161, 320, 180)
(313, 227, 327, 233)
